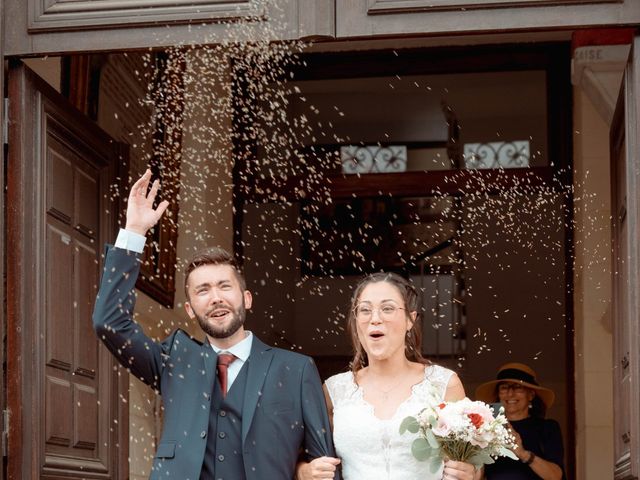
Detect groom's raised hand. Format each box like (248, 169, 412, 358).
(125, 169, 170, 236)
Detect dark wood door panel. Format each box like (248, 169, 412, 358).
(46, 222, 75, 370)
(8, 62, 128, 479)
(75, 168, 100, 239)
(76, 241, 99, 378)
(47, 147, 74, 224)
(45, 374, 74, 448)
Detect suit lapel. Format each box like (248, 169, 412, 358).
(201, 339, 217, 396)
(241, 336, 274, 443)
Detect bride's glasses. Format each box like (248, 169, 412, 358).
(354, 303, 406, 322)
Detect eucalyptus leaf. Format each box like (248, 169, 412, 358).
(469, 451, 494, 466)
(411, 438, 432, 461)
(466, 455, 484, 470)
(480, 451, 494, 463)
(399, 416, 420, 434)
(425, 428, 440, 449)
(498, 447, 519, 460)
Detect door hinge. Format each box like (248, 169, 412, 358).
(2, 409, 9, 457)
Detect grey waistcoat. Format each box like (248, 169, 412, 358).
(200, 362, 249, 480)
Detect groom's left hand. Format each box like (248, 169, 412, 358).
(443, 460, 476, 480)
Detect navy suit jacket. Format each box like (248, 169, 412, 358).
(93, 246, 339, 479)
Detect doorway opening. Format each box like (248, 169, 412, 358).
(234, 43, 575, 476)
(10, 42, 577, 479)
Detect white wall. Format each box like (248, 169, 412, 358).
(572, 89, 614, 480)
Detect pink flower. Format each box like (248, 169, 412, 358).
(433, 416, 452, 437)
(469, 429, 493, 448)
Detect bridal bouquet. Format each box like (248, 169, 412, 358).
(399, 398, 518, 473)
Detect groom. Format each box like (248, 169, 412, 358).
(93, 170, 339, 479)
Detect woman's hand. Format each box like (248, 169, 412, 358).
(505, 423, 562, 480)
(296, 456, 341, 480)
(443, 460, 476, 480)
(507, 424, 528, 461)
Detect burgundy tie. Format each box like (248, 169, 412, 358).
(217, 353, 236, 398)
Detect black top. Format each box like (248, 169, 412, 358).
(485, 417, 564, 480)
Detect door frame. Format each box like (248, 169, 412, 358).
(0, 24, 634, 480)
(0, 0, 5, 476)
(6, 61, 129, 479)
(610, 35, 640, 480)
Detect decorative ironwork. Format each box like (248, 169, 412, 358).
(341, 145, 407, 174)
(463, 140, 530, 169)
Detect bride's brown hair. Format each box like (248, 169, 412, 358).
(348, 272, 430, 374)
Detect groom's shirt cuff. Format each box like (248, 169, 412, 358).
(114, 228, 146, 253)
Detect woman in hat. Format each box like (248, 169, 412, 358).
(475, 363, 564, 480)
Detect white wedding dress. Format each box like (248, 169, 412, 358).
(325, 364, 454, 480)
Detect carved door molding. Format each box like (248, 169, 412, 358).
(28, 0, 257, 31)
(4, 0, 334, 55)
(366, 0, 621, 14)
(336, 0, 640, 38)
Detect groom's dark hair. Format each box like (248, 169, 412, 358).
(184, 247, 246, 299)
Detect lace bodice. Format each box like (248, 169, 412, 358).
(325, 364, 454, 480)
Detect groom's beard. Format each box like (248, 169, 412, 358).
(196, 301, 246, 339)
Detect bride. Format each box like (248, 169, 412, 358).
(296, 272, 478, 480)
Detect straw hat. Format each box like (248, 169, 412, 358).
(475, 362, 555, 409)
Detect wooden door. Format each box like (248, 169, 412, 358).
(6, 62, 129, 479)
(336, 0, 640, 39)
(611, 35, 640, 480)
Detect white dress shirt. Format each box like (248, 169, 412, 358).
(210, 332, 253, 389)
(114, 228, 146, 253)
